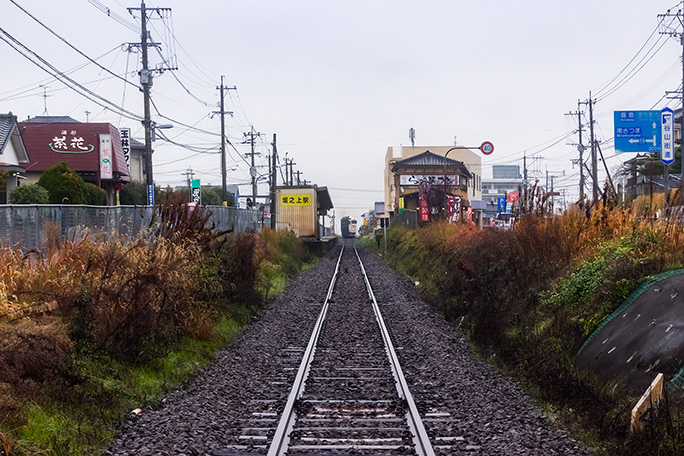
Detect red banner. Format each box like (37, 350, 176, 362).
(419, 190, 430, 222)
(446, 195, 461, 223)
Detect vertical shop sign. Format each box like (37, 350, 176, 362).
(99, 134, 113, 179)
(419, 181, 430, 222)
(119, 128, 131, 171)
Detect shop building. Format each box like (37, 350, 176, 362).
(384, 145, 484, 225)
(19, 117, 129, 205)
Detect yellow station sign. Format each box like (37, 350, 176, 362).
(280, 194, 312, 206)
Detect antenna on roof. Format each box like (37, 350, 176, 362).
(39, 85, 51, 116)
(409, 127, 415, 147)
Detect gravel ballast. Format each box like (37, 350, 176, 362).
(105, 242, 592, 455)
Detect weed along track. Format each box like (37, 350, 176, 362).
(106, 241, 591, 456)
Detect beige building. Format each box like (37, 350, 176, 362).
(384, 145, 483, 219)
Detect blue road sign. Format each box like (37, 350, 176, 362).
(147, 184, 154, 206)
(497, 197, 506, 213)
(614, 110, 661, 153)
(661, 107, 675, 165)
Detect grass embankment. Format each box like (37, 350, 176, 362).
(366, 193, 684, 455)
(0, 204, 310, 455)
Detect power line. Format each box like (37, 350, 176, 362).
(593, 18, 664, 97)
(9, 0, 139, 90)
(154, 46, 211, 106)
(596, 36, 670, 102)
(0, 27, 142, 121)
(87, 0, 140, 32)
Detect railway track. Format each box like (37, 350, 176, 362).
(106, 241, 591, 455)
(227, 241, 435, 455)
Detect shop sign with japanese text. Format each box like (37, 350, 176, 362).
(400, 175, 459, 186)
(49, 129, 94, 154)
(119, 128, 131, 171)
(99, 134, 113, 180)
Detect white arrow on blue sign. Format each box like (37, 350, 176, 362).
(661, 107, 675, 165)
(614, 111, 661, 153)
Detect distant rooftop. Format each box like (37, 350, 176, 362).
(492, 165, 522, 180)
(0, 113, 18, 154)
(23, 116, 80, 123)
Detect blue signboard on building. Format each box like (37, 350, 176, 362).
(614, 110, 661, 153)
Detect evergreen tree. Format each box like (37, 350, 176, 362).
(37, 162, 86, 204)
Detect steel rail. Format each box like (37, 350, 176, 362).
(354, 245, 436, 456)
(266, 244, 345, 456)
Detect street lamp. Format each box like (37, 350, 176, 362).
(151, 123, 173, 142)
(442, 146, 468, 219)
(442, 142, 494, 220)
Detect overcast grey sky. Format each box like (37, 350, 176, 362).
(1, 0, 682, 220)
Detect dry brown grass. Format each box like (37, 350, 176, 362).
(382, 190, 684, 455)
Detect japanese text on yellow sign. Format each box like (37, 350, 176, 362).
(280, 194, 311, 206)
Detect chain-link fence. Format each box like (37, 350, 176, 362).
(0, 205, 269, 251)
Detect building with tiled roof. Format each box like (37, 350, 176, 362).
(384, 145, 484, 225)
(19, 118, 130, 205)
(0, 112, 30, 203)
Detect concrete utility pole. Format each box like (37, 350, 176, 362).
(288, 159, 296, 186)
(587, 94, 599, 204)
(128, 1, 172, 205)
(215, 76, 235, 205)
(271, 134, 278, 229)
(243, 126, 261, 207)
(658, 5, 684, 179)
(566, 102, 585, 202)
(181, 168, 195, 193)
(283, 157, 295, 186)
(140, 1, 153, 205)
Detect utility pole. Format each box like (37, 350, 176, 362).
(181, 168, 195, 193)
(586, 94, 599, 204)
(216, 76, 235, 205)
(545, 168, 549, 193)
(289, 159, 296, 186)
(658, 5, 684, 179)
(283, 157, 294, 186)
(597, 142, 616, 197)
(566, 102, 585, 202)
(140, 1, 153, 205)
(128, 1, 172, 205)
(295, 170, 302, 186)
(243, 126, 261, 208)
(271, 134, 278, 229)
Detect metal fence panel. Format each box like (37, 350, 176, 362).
(0, 205, 269, 252)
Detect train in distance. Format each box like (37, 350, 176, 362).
(340, 216, 358, 239)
